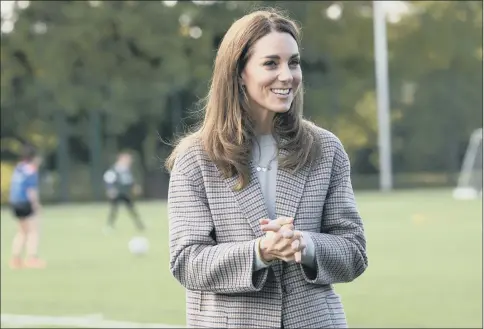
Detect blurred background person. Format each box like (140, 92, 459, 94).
(103, 151, 145, 233)
(8, 144, 46, 269)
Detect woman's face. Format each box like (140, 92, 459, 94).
(240, 31, 302, 117)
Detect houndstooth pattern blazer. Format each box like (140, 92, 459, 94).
(168, 125, 368, 329)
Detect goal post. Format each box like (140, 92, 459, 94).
(453, 128, 483, 200)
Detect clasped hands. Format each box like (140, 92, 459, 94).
(258, 217, 306, 264)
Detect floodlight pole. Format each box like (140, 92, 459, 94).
(373, 0, 393, 191)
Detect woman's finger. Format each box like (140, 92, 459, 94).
(281, 227, 294, 238)
(261, 222, 283, 232)
(274, 217, 294, 225)
(261, 222, 298, 234)
(271, 232, 300, 255)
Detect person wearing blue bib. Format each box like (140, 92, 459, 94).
(8, 145, 46, 269)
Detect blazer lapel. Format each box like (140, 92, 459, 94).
(223, 162, 268, 238)
(275, 148, 311, 227)
(222, 140, 312, 236)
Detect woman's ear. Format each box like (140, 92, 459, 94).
(239, 71, 246, 86)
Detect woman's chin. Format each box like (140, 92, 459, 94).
(267, 104, 292, 113)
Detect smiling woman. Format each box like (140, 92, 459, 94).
(240, 31, 302, 133)
(166, 8, 319, 191)
(165, 7, 367, 329)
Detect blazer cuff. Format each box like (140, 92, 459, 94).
(301, 232, 317, 268)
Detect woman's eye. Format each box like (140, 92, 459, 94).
(290, 59, 300, 66)
(264, 61, 277, 67)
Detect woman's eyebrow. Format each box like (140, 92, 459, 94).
(260, 53, 300, 60)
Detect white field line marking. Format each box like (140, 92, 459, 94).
(0, 313, 185, 328)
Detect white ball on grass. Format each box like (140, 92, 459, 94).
(128, 236, 149, 256)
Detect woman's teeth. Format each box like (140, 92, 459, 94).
(271, 88, 290, 95)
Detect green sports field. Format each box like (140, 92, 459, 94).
(1, 189, 482, 328)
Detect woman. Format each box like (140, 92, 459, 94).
(166, 9, 367, 329)
(9, 145, 46, 269)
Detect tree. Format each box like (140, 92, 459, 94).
(1, 0, 481, 198)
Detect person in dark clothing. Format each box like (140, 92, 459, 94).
(103, 152, 145, 232)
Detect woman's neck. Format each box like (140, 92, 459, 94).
(251, 109, 275, 135)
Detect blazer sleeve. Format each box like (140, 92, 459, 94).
(168, 169, 269, 294)
(298, 141, 368, 285)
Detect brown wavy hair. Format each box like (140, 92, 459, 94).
(165, 8, 321, 190)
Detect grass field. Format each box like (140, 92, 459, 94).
(1, 189, 482, 328)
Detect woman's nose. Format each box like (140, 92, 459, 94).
(278, 65, 293, 83)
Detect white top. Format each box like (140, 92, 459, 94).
(251, 134, 316, 271)
(252, 134, 278, 220)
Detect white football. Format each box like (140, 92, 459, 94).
(128, 236, 149, 255)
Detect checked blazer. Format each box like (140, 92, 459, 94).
(168, 124, 368, 328)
